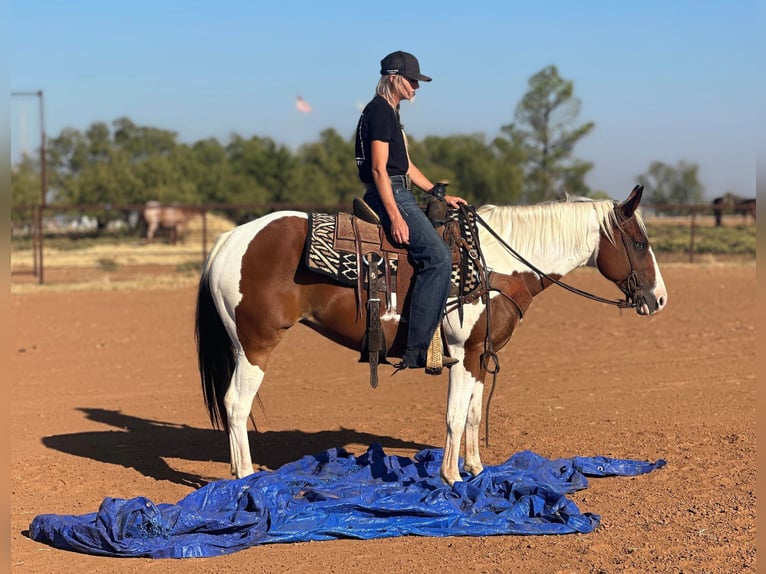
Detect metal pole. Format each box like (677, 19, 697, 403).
(37, 91, 46, 284)
(12, 90, 47, 283)
(36, 205, 44, 284)
(32, 206, 39, 276)
(38, 90, 47, 208)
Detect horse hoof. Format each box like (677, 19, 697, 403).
(441, 473, 462, 487)
(464, 463, 484, 477)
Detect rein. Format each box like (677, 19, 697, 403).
(472, 211, 638, 310)
(456, 206, 640, 447)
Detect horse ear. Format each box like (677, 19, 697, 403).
(619, 185, 644, 218)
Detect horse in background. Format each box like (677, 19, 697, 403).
(712, 194, 756, 227)
(735, 198, 756, 223)
(142, 201, 195, 244)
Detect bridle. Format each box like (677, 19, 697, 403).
(456, 204, 643, 447)
(472, 207, 640, 310)
(613, 223, 643, 309)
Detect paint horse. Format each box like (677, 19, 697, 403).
(195, 185, 668, 486)
(142, 201, 194, 244)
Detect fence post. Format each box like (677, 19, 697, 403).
(34, 204, 45, 284)
(32, 206, 39, 278)
(689, 209, 696, 263)
(201, 208, 208, 263)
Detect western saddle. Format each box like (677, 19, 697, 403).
(339, 197, 486, 387)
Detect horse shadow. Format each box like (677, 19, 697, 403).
(41, 408, 433, 489)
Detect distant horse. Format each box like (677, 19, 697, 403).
(712, 194, 756, 227)
(142, 201, 194, 244)
(195, 185, 668, 486)
(735, 198, 756, 223)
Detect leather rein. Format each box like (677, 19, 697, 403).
(454, 205, 641, 446)
(472, 209, 640, 310)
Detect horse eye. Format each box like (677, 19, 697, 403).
(634, 241, 647, 249)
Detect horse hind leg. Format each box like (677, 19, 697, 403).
(225, 351, 266, 478)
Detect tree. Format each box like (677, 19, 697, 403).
(637, 160, 704, 212)
(293, 129, 357, 205)
(112, 117, 178, 160)
(226, 135, 295, 203)
(11, 153, 42, 207)
(189, 138, 233, 204)
(415, 134, 524, 205)
(501, 65, 594, 203)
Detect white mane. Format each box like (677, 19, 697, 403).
(476, 196, 645, 268)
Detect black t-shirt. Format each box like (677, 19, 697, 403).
(355, 95, 409, 185)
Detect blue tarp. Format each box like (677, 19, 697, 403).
(29, 444, 665, 559)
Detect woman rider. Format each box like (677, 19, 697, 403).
(355, 50, 467, 371)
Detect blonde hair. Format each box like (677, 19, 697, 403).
(375, 74, 408, 108)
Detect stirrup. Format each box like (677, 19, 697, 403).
(425, 327, 459, 375)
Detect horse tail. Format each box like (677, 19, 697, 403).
(195, 231, 235, 431)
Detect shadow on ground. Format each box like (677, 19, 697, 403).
(41, 408, 433, 489)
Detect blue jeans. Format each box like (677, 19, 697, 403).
(364, 180, 452, 366)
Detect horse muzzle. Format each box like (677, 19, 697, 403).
(619, 272, 667, 316)
(629, 286, 667, 316)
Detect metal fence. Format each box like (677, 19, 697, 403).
(11, 201, 756, 285)
(11, 202, 353, 285)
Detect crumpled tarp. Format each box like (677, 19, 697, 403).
(29, 444, 665, 559)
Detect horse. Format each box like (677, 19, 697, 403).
(195, 185, 668, 486)
(735, 198, 756, 223)
(142, 201, 194, 244)
(712, 194, 756, 227)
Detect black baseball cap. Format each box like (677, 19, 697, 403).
(380, 51, 432, 82)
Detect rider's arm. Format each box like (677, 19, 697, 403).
(409, 161, 467, 209)
(371, 139, 409, 245)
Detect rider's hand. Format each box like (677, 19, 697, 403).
(444, 195, 468, 209)
(429, 182, 467, 209)
(390, 214, 409, 245)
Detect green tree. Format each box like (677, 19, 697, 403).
(111, 117, 198, 204)
(48, 123, 130, 210)
(112, 117, 177, 159)
(501, 65, 594, 203)
(226, 135, 294, 203)
(11, 153, 42, 207)
(48, 123, 135, 207)
(189, 138, 232, 203)
(293, 128, 357, 205)
(415, 134, 524, 206)
(637, 160, 705, 212)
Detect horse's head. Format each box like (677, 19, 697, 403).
(595, 185, 667, 315)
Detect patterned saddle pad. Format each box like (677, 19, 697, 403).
(304, 211, 482, 297)
(304, 213, 372, 286)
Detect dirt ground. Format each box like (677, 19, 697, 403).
(10, 262, 756, 573)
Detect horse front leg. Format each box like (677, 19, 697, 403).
(146, 222, 157, 243)
(463, 380, 485, 477)
(224, 352, 265, 478)
(441, 365, 475, 486)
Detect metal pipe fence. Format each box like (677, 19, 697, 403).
(10, 201, 756, 285)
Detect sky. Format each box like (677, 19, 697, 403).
(10, 0, 759, 201)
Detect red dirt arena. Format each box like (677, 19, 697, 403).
(10, 263, 755, 573)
